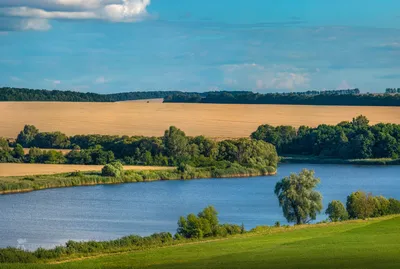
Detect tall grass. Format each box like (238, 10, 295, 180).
(0, 164, 275, 194)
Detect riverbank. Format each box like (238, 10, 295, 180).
(0, 165, 276, 195)
(280, 155, 400, 165)
(1, 215, 399, 267)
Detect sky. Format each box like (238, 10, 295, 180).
(1, 0, 400, 93)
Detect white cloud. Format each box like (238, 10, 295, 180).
(20, 18, 51, 30)
(221, 63, 310, 91)
(45, 79, 61, 86)
(95, 76, 108, 84)
(10, 76, 22, 82)
(0, 0, 151, 31)
(337, 80, 352, 90)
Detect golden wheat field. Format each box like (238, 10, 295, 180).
(0, 163, 173, 177)
(1, 102, 400, 139)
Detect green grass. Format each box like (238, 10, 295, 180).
(3, 216, 400, 269)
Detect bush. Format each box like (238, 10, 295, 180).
(346, 191, 400, 219)
(0, 248, 37, 263)
(101, 162, 124, 178)
(325, 200, 348, 222)
(346, 191, 375, 219)
(177, 206, 223, 239)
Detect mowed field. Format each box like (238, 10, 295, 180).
(0, 163, 173, 177)
(3, 216, 400, 269)
(1, 102, 400, 139)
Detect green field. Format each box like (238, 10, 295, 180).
(3, 216, 400, 269)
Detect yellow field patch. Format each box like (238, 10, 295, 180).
(0, 163, 173, 177)
(1, 102, 400, 139)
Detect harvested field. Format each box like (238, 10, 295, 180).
(118, 98, 164, 103)
(0, 163, 173, 177)
(1, 102, 400, 139)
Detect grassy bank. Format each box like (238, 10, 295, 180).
(2, 215, 400, 268)
(0, 164, 275, 195)
(280, 155, 400, 165)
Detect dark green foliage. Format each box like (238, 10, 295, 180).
(32, 132, 71, 149)
(325, 200, 348, 222)
(16, 125, 39, 147)
(12, 144, 24, 159)
(275, 169, 323, 225)
(176, 206, 242, 239)
(0, 138, 17, 162)
(0, 248, 37, 263)
(164, 89, 400, 106)
(27, 148, 66, 164)
(385, 88, 400, 94)
(8, 125, 279, 170)
(66, 146, 115, 165)
(163, 126, 190, 164)
(101, 162, 124, 178)
(252, 116, 400, 159)
(388, 198, 400, 214)
(0, 87, 179, 102)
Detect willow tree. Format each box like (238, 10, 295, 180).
(274, 169, 323, 225)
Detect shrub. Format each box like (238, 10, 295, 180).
(101, 162, 124, 178)
(346, 191, 375, 219)
(325, 200, 348, 222)
(0, 248, 37, 263)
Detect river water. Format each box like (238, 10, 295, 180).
(0, 164, 399, 250)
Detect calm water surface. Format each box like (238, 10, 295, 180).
(0, 164, 399, 250)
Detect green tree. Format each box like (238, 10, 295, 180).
(352, 115, 370, 128)
(12, 144, 25, 159)
(388, 198, 400, 214)
(346, 191, 375, 219)
(163, 126, 189, 163)
(177, 206, 220, 239)
(373, 196, 390, 217)
(197, 206, 219, 236)
(16, 125, 39, 147)
(274, 169, 323, 225)
(325, 200, 348, 222)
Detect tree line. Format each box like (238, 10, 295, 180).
(252, 115, 400, 160)
(385, 88, 400, 94)
(0, 87, 179, 102)
(164, 90, 400, 106)
(1, 125, 278, 172)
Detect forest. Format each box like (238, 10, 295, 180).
(164, 89, 400, 106)
(251, 115, 400, 160)
(0, 125, 278, 173)
(4, 87, 400, 106)
(0, 87, 179, 102)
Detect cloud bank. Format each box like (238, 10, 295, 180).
(0, 0, 151, 31)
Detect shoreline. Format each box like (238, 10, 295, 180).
(280, 156, 400, 165)
(0, 168, 276, 195)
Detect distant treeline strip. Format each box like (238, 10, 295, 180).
(3, 87, 400, 106)
(0, 87, 180, 102)
(164, 89, 400, 106)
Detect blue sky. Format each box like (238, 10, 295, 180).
(1, 0, 400, 93)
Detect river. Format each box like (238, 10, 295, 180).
(0, 164, 398, 250)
